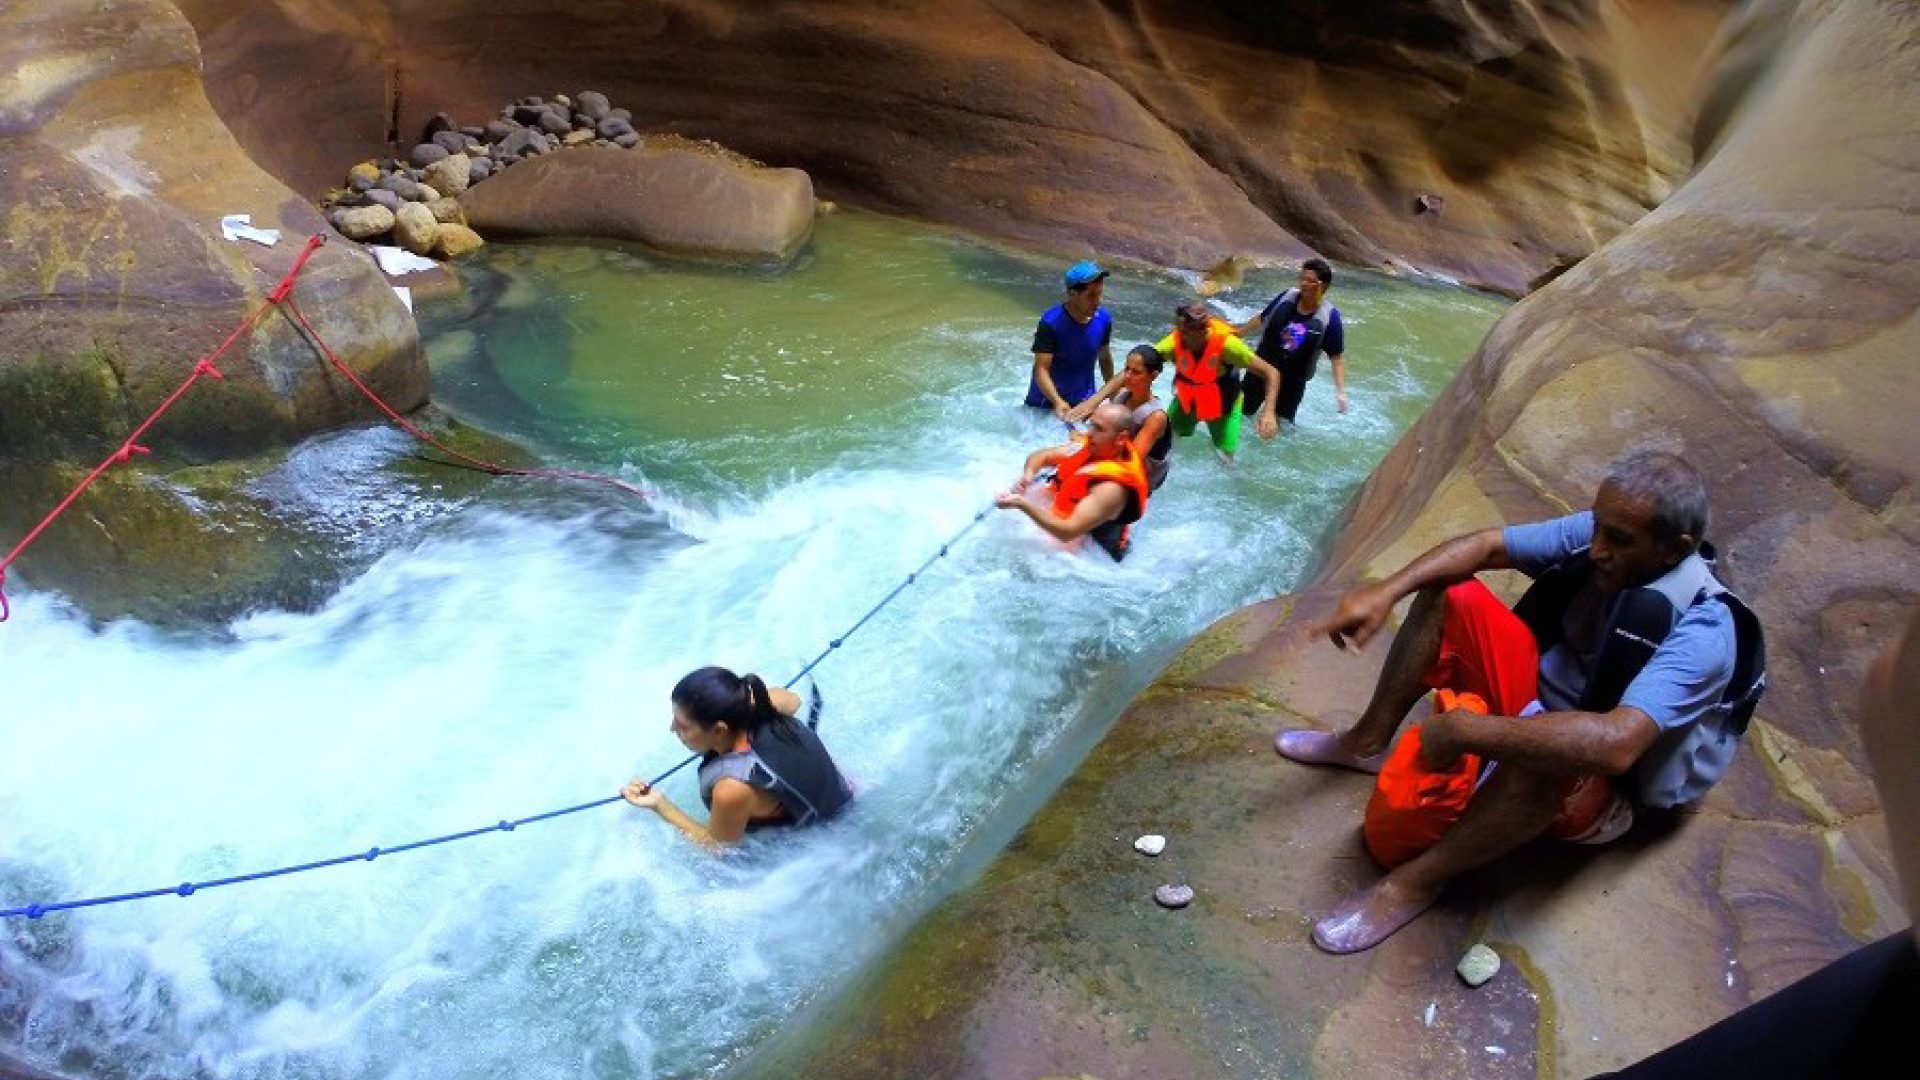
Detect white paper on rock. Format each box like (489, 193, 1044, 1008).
(372, 245, 439, 276)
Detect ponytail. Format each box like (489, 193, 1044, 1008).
(740, 673, 790, 737)
(672, 666, 794, 739)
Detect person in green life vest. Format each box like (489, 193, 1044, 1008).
(1155, 300, 1281, 461)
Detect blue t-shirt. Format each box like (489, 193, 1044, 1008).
(1025, 304, 1113, 408)
(1503, 511, 1739, 806)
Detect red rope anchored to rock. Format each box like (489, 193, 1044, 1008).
(0, 234, 648, 624)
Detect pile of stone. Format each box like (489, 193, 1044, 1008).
(323, 91, 643, 261)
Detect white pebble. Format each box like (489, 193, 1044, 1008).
(1485, 1046, 1507, 1057)
(1423, 1002, 1436, 1027)
(1457, 943, 1501, 987)
(1134, 834, 1167, 856)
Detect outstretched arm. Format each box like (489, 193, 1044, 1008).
(622, 778, 753, 850)
(1013, 445, 1070, 488)
(1069, 370, 1130, 421)
(1317, 527, 1510, 650)
(998, 482, 1127, 542)
(1031, 353, 1070, 420)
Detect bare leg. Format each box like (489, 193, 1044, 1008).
(1276, 584, 1448, 771)
(1340, 584, 1447, 757)
(1313, 761, 1561, 953)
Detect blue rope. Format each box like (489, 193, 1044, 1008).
(1, 504, 996, 921)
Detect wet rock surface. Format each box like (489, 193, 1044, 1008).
(0, 0, 424, 465)
(0, 0, 431, 617)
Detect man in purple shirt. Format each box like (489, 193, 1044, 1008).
(1276, 451, 1759, 953)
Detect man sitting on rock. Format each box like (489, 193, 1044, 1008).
(995, 401, 1153, 561)
(1279, 451, 1765, 953)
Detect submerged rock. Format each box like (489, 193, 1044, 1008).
(1133, 834, 1166, 856)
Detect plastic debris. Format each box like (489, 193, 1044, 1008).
(219, 214, 281, 247)
(371, 245, 439, 276)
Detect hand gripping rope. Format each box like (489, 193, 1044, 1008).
(0, 235, 647, 624)
(0, 504, 994, 920)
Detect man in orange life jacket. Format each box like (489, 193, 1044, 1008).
(995, 400, 1154, 560)
(1156, 300, 1282, 461)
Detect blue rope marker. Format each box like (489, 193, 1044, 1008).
(2, 504, 996, 920)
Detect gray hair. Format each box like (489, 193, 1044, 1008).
(1603, 451, 1709, 551)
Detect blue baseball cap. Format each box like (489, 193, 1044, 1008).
(1064, 261, 1109, 288)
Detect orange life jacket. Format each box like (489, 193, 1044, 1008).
(1170, 320, 1236, 422)
(1050, 435, 1152, 525)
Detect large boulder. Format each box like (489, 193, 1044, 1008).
(177, 0, 1733, 294)
(0, 0, 427, 621)
(734, 0, 1920, 1077)
(0, 0, 425, 466)
(458, 139, 817, 262)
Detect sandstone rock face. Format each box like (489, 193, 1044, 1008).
(0, 0, 428, 626)
(735, 1, 1920, 1077)
(0, 0, 425, 466)
(177, 0, 1732, 294)
(459, 140, 816, 262)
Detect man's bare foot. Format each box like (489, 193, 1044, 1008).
(1311, 873, 1442, 954)
(1273, 729, 1387, 774)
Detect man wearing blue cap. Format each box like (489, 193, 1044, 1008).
(1025, 261, 1115, 421)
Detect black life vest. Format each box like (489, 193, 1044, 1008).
(697, 692, 852, 829)
(1512, 541, 1767, 735)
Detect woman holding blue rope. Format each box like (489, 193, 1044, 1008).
(623, 667, 853, 849)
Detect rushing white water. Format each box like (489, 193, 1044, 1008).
(0, 214, 1504, 1079)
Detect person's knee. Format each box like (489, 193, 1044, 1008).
(1475, 761, 1563, 815)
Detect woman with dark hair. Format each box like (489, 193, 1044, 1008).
(622, 666, 853, 849)
(1075, 343, 1173, 491)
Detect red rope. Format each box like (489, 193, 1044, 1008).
(0, 234, 648, 623)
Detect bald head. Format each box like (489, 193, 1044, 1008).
(1086, 401, 1135, 452)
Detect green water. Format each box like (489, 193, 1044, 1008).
(420, 211, 1505, 512)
